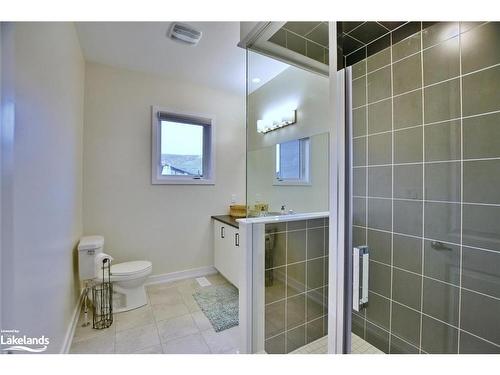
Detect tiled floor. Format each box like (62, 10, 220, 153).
(70, 273, 240, 354)
(70, 273, 383, 355)
(290, 334, 383, 354)
(351, 333, 383, 354)
(290, 336, 328, 354)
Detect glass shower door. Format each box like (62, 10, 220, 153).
(245, 30, 331, 353)
(347, 21, 500, 354)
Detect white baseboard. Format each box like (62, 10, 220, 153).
(145, 265, 217, 286)
(60, 290, 84, 354)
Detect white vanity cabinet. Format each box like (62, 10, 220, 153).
(213, 219, 240, 288)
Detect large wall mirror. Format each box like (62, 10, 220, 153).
(246, 49, 329, 215)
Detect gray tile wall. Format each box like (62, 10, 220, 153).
(264, 218, 329, 354)
(268, 22, 330, 65)
(351, 21, 500, 354)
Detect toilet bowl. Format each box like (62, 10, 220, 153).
(108, 260, 152, 313)
(77, 236, 153, 314)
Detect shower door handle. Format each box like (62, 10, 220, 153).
(352, 246, 369, 312)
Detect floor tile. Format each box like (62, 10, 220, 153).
(148, 287, 183, 306)
(152, 302, 190, 322)
(115, 323, 161, 354)
(157, 314, 199, 342)
(70, 334, 115, 354)
(132, 344, 163, 354)
(115, 306, 154, 332)
(175, 278, 201, 294)
(72, 312, 116, 343)
(146, 281, 177, 293)
(162, 333, 211, 354)
(179, 291, 202, 312)
(191, 311, 214, 331)
(70, 274, 239, 355)
(201, 326, 240, 354)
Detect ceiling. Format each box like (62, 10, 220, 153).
(247, 51, 290, 94)
(75, 22, 246, 94)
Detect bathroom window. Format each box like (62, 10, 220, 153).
(151, 107, 215, 184)
(275, 137, 310, 185)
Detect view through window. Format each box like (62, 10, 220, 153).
(160, 121, 204, 176)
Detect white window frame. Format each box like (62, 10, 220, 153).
(151, 106, 215, 185)
(273, 137, 311, 186)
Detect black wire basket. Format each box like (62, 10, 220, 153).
(92, 258, 113, 329)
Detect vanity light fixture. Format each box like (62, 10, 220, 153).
(257, 109, 297, 134)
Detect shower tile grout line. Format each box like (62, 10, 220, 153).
(264, 285, 327, 308)
(264, 313, 328, 342)
(353, 196, 500, 209)
(353, 156, 500, 169)
(352, 224, 500, 256)
(265, 254, 328, 272)
(388, 29, 395, 353)
(416, 58, 425, 347)
(457, 21, 465, 354)
(366, 257, 500, 304)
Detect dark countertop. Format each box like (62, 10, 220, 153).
(211, 215, 239, 229)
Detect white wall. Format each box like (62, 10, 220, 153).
(83, 63, 245, 276)
(247, 62, 330, 212)
(1, 22, 84, 352)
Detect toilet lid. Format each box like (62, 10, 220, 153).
(111, 261, 152, 276)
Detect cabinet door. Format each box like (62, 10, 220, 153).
(213, 221, 226, 274)
(213, 221, 240, 288)
(224, 226, 240, 288)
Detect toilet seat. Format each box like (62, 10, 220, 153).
(111, 260, 152, 277)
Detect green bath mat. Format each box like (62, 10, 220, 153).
(193, 284, 239, 332)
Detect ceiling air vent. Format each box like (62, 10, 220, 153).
(168, 23, 202, 46)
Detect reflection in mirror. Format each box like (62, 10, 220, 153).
(247, 133, 328, 215)
(246, 50, 329, 216)
(275, 137, 309, 184)
(248, 21, 329, 76)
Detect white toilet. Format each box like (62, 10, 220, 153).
(77, 235, 152, 313)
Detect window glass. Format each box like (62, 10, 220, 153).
(160, 121, 204, 176)
(277, 139, 301, 179)
(275, 137, 309, 183)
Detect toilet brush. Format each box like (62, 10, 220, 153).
(81, 281, 91, 327)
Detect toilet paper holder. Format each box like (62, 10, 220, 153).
(91, 258, 113, 329)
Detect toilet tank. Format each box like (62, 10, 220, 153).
(78, 235, 104, 280)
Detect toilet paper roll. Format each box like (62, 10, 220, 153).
(95, 253, 113, 278)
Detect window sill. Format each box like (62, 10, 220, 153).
(152, 178, 215, 185)
(273, 181, 312, 186)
